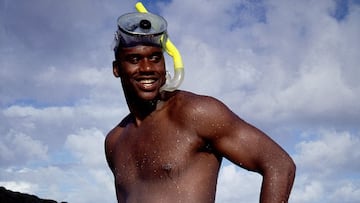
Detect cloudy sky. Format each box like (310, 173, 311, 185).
(1, 0, 359, 202)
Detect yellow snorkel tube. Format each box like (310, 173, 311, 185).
(135, 2, 184, 92)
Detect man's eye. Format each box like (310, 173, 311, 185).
(149, 54, 162, 62)
(126, 55, 141, 64)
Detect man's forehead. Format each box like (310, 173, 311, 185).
(119, 45, 163, 54)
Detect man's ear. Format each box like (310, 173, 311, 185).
(113, 60, 121, 78)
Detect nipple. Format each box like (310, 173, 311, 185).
(162, 163, 173, 179)
(162, 163, 172, 171)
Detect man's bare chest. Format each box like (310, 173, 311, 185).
(112, 120, 203, 184)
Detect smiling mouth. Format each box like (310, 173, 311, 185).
(138, 79, 157, 88)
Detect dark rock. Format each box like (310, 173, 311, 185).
(0, 186, 64, 203)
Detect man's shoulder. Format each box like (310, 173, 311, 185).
(118, 113, 134, 127)
(105, 114, 131, 144)
(105, 125, 121, 144)
(105, 120, 124, 168)
(165, 90, 226, 117)
(175, 90, 224, 107)
(168, 90, 218, 104)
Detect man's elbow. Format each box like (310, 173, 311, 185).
(265, 155, 296, 179)
(281, 155, 296, 182)
(288, 157, 296, 179)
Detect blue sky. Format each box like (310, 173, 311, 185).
(1, 0, 360, 202)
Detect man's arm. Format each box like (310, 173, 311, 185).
(104, 127, 126, 202)
(191, 95, 296, 202)
(104, 128, 118, 170)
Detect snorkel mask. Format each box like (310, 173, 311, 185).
(113, 2, 184, 92)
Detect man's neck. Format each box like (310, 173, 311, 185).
(126, 97, 159, 125)
(125, 91, 177, 126)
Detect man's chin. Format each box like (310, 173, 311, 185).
(136, 90, 160, 101)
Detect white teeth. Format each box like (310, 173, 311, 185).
(140, 79, 155, 84)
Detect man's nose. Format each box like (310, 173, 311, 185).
(139, 58, 153, 72)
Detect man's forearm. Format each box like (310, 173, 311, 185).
(259, 159, 296, 203)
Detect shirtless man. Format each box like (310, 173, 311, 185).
(105, 10, 295, 203)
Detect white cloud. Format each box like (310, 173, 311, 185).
(0, 165, 115, 202)
(331, 182, 360, 203)
(291, 176, 360, 203)
(294, 129, 360, 175)
(0, 130, 48, 165)
(291, 177, 325, 203)
(216, 164, 262, 203)
(0, 128, 116, 203)
(290, 129, 360, 203)
(3, 105, 74, 125)
(1, 102, 127, 156)
(65, 128, 107, 167)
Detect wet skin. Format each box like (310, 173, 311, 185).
(105, 45, 296, 203)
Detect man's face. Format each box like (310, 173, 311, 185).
(114, 45, 166, 101)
